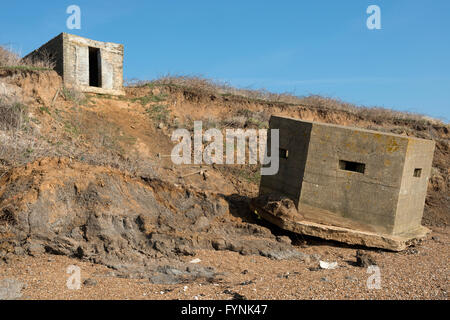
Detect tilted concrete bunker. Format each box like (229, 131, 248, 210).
(25, 33, 124, 95)
(257, 116, 435, 250)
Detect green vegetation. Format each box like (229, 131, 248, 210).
(132, 93, 168, 106)
(146, 104, 169, 123)
(61, 87, 88, 106)
(39, 106, 51, 115)
(63, 120, 81, 137)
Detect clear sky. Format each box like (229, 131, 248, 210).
(1, 1, 449, 121)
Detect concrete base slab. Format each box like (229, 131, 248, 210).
(251, 205, 430, 251)
(79, 85, 125, 96)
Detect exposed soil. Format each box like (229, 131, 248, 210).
(0, 158, 309, 282)
(0, 69, 448, 300)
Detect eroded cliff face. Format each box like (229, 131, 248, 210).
(0, 69, 448, 284)
(0, 157, 309, 282)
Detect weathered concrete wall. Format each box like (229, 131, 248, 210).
(62, 33, 124, 95)
(64, 43, 89, 86)
(25, 33, 124, 96)
(259, 116, 435, 235)
(23, 34, 64, 76)
(394, 139, 435, 235)
(259, 117, 312, 202)
(301, 123, 409, 234)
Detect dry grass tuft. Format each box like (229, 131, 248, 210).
(129, 74, 445, 125)
(0, 45, 55, 70)
(0, 46, 20, 67)
(0, 97, 28, 132)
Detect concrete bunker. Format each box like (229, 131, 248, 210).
(255, 116, 436, 251)
(24, 33, 124, 95)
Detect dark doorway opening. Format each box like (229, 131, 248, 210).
(339, 160, 366, 174)
(89, 47, 101, 87)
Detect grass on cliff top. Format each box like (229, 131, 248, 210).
(0, 65, 53, 72)
(126, 74, 446, 125)
(0, 45, 55, 71)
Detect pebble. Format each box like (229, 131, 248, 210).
(189, 258, 201, 264)
(83, 278, 97, 287)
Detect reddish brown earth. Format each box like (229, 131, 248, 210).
(0, 69, 448, 300)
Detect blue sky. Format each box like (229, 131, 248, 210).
(1, 1, 449, 121)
